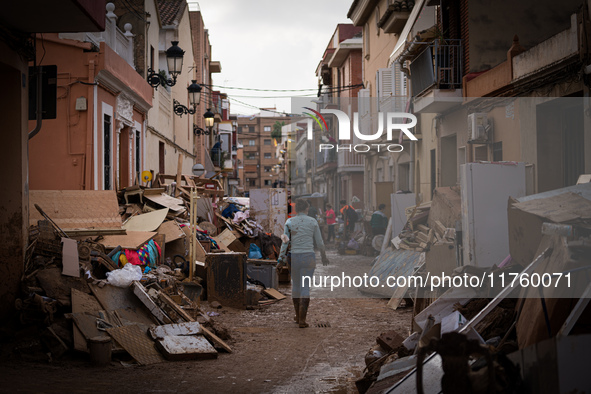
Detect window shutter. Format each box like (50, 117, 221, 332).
(377, 68, 392, 112)
(357, 88, 370, 144)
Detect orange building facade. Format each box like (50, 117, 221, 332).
(28, 33, 152, 191)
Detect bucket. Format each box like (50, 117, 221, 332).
(89, 336, 112, 367)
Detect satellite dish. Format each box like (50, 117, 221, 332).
(141, 171, 152, 182)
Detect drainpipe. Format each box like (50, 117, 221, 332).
(84, 59, 96, 190)
(395, 37, 421, 77)
(28, 67, 43, 140)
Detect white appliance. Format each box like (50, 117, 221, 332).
(460, 162, 525, 267)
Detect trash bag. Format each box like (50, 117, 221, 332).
(347, 238, 359, 250)
(248, 243, 263, 259)
(222, 203, 240, 219)
(106, 263, 143, 287)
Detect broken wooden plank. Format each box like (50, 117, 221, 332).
(263, 288, 286, 300)
(98, 231, 156, 250)
(158, 292, 194, 323)
(433, 220, 446, 237)
(417, 224, 430, 234)
(132, 281, 172, 324)
(201, 326, 232, 353)
(387, 284, 409, 310)
(106, 324, 165, 365)
(29, 190, 122, 230)
(123, 209, 169, 232)
(415, 232, 429, 244)
(157, 221, 185, 244)
(398, 242, 411, 250)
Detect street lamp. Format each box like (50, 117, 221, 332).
(204, 108, 215, 131)
(146, 41, 185, 89)
(173, 80, 202, 117)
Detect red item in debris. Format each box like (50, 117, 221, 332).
(124, 249, 141, 265)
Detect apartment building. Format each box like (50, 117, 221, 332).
(313, 23, 366, 208)
(236, 111, 290, 194)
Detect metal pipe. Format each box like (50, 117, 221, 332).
(28, 66, 43, 140)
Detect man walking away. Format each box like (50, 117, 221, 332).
(370, 204, 389, 235)
(340, 200, 357, 240)
(278, 199, 329, 328)
(325, 203, 336, 243)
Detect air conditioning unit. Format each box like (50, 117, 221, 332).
(467, 113, 488, 141)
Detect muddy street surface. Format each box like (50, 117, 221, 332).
(0, 251, 411, 393)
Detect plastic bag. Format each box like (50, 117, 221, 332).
(248, 244, 263, 259)
(106, 263, 143, 287)
(347, 238, 359, 250)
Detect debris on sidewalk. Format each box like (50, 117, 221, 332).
(357, 182, 591, 393)
(13, 183, 294, 366)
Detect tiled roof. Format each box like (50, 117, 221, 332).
(158, 0, 186, 26)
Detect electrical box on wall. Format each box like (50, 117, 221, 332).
(75, 97, 87, 111)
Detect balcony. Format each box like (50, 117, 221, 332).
(316, 149, 337, 173)
(410, 40, 463, 114)
(60, 3, 134, 68)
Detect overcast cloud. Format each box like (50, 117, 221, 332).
(190, 0, 353, 115)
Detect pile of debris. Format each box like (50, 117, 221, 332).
(10, 178, 290, 365)
(358, 182, 591, 393)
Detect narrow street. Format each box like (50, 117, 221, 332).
(0, 251, 411, 393)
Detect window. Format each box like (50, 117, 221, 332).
(264, 139, 271, 145)
(264, 153, 272, 159)
(238, 139, 243, 145)
(104, 114, 112, 190)
(150, 46, 155, 70)
(474, 145, 488, 162)
(246, 152, 256, 160)
(264, 166, 272, 172)
(248, 126, 255, 133)
(249, 139, 256, 146)
(250, 179, 256, 186)
(135, 130, 141, 177)
(264, 126, 271, 132)
(264, 179, 271, 186)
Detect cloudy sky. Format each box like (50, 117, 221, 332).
(189, 0, 353, 115)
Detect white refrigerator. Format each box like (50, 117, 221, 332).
(460, 162, 526, 268)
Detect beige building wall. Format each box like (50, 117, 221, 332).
(144, 2, 196, 177)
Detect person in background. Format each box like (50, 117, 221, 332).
(370, 204, 389, 235)
(340, 200, 357, 240)
(325, 203, 336, 243)
(287, 196, 293, 218)
(277, 199, 329, 328)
